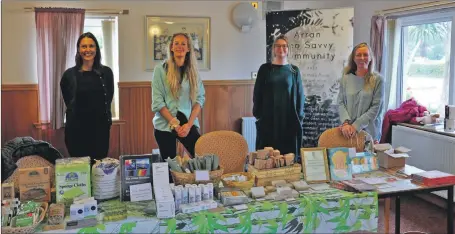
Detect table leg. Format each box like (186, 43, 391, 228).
(448, 186, 454, 234)
(395, 196, 400, 234)
(385, 198, 390, 234)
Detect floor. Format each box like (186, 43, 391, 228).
(377, 195, 454, 234)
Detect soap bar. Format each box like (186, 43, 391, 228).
(265, 186, 276, 193)
(251, 187, 266, 199)
(271, 180, 287, 186)
(291, 181, 310, 191)
(249, 152, 257, 165)
(256, 150, 269, 160)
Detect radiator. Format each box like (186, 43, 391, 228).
(242, 117, 257, 153)
(392, 125, 455, 201)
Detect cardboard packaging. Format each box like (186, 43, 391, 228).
(152, 162, 175, 218)
(19, 167, 51, 202)
(374, 144, 411, 168)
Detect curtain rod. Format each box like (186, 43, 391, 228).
(24, 7, 129, 15)
(375, 1, 455, 16)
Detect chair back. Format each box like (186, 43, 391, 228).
(195, 130, 248, 174)
(318, 127, 372, 152)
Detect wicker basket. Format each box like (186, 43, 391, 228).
(3, 202, 49, 234)
(221, 172, 254, 190)
(170, 167, 224, 186)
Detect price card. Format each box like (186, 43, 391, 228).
(195, 170, 210, 181)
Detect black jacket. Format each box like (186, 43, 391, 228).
(1, 137, 63, 182)
(60, 66, 114, 125)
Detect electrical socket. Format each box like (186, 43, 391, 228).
(251, 72, 258, 79)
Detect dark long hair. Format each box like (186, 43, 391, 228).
(75, 32, 102, 72)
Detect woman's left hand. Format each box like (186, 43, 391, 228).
(347, 125, 357, 138)
(177, 123, 191, 138)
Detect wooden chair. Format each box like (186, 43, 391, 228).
(195, 130, 249, 174)
(318, 127, 372, 152)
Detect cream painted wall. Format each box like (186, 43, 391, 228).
(284, 0, 431, 45)
(1, 0, 430, 84)
(2, 0, 266, 84)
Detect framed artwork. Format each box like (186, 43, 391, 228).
(145, 16, 211, 71)
(300, 147, 330, 183)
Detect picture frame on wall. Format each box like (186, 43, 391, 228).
(145, 15, 211, 71)
(300, 147, 330, 183)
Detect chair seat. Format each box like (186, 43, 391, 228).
(318, 127, 372, 152)
(195, 130, 249, 174)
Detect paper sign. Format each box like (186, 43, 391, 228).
(360, 178, 389, 185)
(130, 183, 153, 202)
(233, 204, 248, 210)
(195, 170, 210, 181)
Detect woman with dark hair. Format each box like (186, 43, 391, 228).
(60, 32, 114, 160)
(253, 35, 305, 160)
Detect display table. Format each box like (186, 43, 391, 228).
(38, 190, 378, 233)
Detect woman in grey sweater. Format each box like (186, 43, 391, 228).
(337, 42, 385, 142)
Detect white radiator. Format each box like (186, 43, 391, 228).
(392, 125, 455, 201)
(242, 117, 257, 153)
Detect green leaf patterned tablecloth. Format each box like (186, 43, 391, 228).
(38, 190, 378, 234)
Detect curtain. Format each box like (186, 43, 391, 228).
(102, 20, 117, 118)
(35, 7, 85, 129)
(382, 18, 402, 110)
(370, 15, 386, 73)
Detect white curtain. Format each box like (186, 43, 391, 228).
(383, 18, 402, 110)
(102, 20, 117, 118)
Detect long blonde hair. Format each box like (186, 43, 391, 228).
(166, 33, 199, 102)
(343, 42, 377, 90)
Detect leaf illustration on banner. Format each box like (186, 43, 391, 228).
(207, 212, 228, 233)
(78, 224, 105, 234)
(192, 213, 208, 233)
(119, 222, 137, 233)
(234, 211, 253, 234)
(165, 218, 177, 233)
(261, 201, 274, 211)
(352, 220, 363, 232)
(265, 219, 278, 234)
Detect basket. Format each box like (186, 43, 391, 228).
(248, 164, 302, 186)
(170, 167, 224, 186)
(2, 202, 49, 234)
(221, 172, 255, 190)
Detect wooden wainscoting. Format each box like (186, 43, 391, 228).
(1, 84, 40, 145)
(119, 82, 156, 154)
(2, 80, 255, 158)
(118, 80, 255, 155)
(1, 84, 124, 159)
(201, 80, 255, 134)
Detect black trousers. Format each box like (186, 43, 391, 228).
(154, 126, 201, 160)
(65, 120, 111, 161)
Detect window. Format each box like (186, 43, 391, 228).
(397, 11, 455, 117)
(83, 16, 120, 119)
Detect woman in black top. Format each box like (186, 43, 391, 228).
(253, 35, 305, 160)
(60, 32, 114, 160)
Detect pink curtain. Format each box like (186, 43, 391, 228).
(35, 8, 85, 129)
(370, 15, 386, 73)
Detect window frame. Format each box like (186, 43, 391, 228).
(396, 10, 455, 110)
(83, 15, 120, 120)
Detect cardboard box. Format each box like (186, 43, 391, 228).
(19, 167, 51, 202)
(374, 144, 411, 168)
(154, 186, 175, 218)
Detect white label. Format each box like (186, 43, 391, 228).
(195, 170, 210, 181)
(130, 183, 153, 202)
